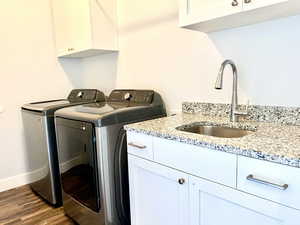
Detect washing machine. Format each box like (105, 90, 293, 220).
(22, 89, 105, 206)
(54, 89, 166, 225)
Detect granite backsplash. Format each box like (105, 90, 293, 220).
(182, 102, 300, 126)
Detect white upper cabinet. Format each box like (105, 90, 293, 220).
(243, 0, 288, 11)
(180, 0, 243, 26)
(179, 0, 300, 32)
(52, 0, 118, 58)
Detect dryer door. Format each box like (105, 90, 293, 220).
(114, 128, 131, 225)
(56, 118, 101, 213)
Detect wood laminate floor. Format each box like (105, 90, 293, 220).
(0, 185, 75, 225)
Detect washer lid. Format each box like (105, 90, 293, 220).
(74, 103, 115, 115)
(22, 100, 71, 113)
(21, 89, 106, 116)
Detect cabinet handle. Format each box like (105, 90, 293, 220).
(178, 178, 185, 185)
(232, 0, 239, 6)
(128, 142, 146, 149)
(244, 0, 251, 3)
(246, 175, 288, 190)
(68, 48, 74, 51)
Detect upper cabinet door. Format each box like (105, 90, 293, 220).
(128, 155, 189, 225)
(52, 0, 92, 56)
(51, 0, 118, 58)
(243, 0, 288, 11)
(179, 0, 243, 26)
(179, 0, 298, 32)
(190, 175, 300, 225)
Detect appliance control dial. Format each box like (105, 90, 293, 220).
(124, 92, 132, 100)
(77, 91, 83, 98)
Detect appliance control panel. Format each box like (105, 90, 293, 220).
(108, 90, 154, 104)
(68, 89, 105, 103)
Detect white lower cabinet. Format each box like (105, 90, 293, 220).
(127, 132, 300, 225)
(190, 176, 300, 225)
(128, 155, 189, 225)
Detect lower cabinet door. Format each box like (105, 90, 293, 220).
(128, 154, 189, 225)
(190, 176, 300, 225)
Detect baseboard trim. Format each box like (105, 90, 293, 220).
(0, 169, 43, 193)
(0, 157, 81, 193)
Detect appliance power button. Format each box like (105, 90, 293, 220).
(124, 93, 131, 100)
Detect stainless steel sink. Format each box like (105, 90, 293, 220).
(176, 124, 254, 138)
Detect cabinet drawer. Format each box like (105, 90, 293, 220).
(237, 156, 300, 210)
(153, 137, 237, 188)
(127, 132, 153, 160)
(190, 175, 300, 225)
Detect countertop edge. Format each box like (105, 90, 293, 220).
(125, 126, 300, 169)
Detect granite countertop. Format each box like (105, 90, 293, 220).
(125, 113, 300, 168)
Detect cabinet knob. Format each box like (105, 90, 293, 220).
(178, 178, 185, 185)
(244, 0, 251, 3)
(232, 0, 239, 6)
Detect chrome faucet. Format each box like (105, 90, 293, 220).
(215, 60, 247, 122)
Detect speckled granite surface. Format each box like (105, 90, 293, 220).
(183, 102, 300, 125)
(125, 108, 300, 168)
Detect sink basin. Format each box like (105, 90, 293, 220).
(176, 124, 254, 138)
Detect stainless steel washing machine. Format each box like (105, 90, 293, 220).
(55, 89, 166, 225)
(21, 89, 105, 206)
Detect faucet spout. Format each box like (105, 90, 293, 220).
(215, 71, 223, 90)
(215, 60, 246, 122)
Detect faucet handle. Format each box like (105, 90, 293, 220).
(234, 101, 249, 117)
(244, 100, 250, 113)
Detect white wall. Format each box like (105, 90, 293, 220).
(77, 53, 118, 96)
(0, 0, 72, 182)
(1, 0, 300, 189)
(209, 16, 300, 107)
(116, 0, 300, 113)
(0, 0, 117, 187)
